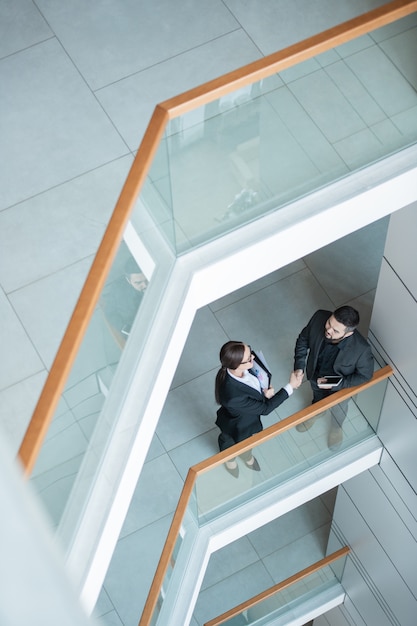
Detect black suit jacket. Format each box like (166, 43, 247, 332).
(216, 372, 289, 443)
(294, 309, 374, 389)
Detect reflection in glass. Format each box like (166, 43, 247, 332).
(221, 561, 348, 625)
(99, 241, 148, 345)
(143, 15, 417, 254)
(194, 377, 388, 522)
(30, 240, 149, 528)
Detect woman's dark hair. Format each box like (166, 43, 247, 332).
(333, 305, 359, 331)
(215, 341, 245, 404)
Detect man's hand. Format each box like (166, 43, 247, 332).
(290, 370, 304, 389)
(317, 377, 332, 389)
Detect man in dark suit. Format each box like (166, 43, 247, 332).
(293, 306, 374, 449)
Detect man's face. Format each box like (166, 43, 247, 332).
(127, 272, 148, 292)
(324, 315, 353, 343)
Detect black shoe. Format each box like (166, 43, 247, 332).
(245, 457, 260, 471)
(225, 463, 239, 478)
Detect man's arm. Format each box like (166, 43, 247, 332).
(339, 344, 374, 389)
(294, 320, 312, 372)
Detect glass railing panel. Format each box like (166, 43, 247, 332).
(144, 136, 176, 251)
(194, 377, 388, 522)
(218, 562, 347, 626)
(144, 12, 417, 255)
(30, 238, 153, 528)
(140, 370, 390, 626)
(203, 546, 349, 626)
(148, 529, 185, 626)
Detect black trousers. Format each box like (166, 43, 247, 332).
(218, 431, 253, 462)
(310, 381, 348, 426)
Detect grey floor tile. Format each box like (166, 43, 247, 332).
(157, 370, 218, 451)
(289, 69, 366, 144)
(194, 559, 274, 625)
(392, 104, 417, 139)
(247, 499, 332, 559)
(93, 586, 113, 619)
(103, 515, 172, 626)
(0, 0, 52, 58)
(97, 29, 263, 151)
(35, 0, 239, 90)
(223, 0, 388, 56)
(325, 59, 387, 127)
(0, 157, 132, 292)
(171, 307, 229, 388)
(262, 524, 331, 583)
(266, 86, 348, 176)
(145, 433, 165, 463)
(97, 611, 124, 626)
(345, 44, 417, 117)
(334, 127, 388, 170)
(0, 288, 44, 389)
(381, 26, 417, 90)
(119, 454, 183, 537)
(210, 261, 305, 312)
(0, 39, 128, 210)
(9, 257, 94, 369)
(201, 535, 260, 590)
(0, 371, 47, 455)
(32, 461, 85, 529)
(370, 11, 417, 42)
(303, 218, 389, 309)
(168, 428, 220, 480)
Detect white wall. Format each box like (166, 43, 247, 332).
(323, 203, 417, 625)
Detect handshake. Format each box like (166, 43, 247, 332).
(291, 369, 304, 390)
(262, 369, 304, 399)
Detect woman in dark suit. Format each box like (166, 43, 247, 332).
(215, 341, 302, 477)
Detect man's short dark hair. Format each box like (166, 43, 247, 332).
(333, 305, 359, 331)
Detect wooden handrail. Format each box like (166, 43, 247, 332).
(18, 105, 169, 474)
(139, 366, 392, 624)
(17, 0, 413, 476)
(193, 364, 392, 474)
(203, 546, 350, 626)
(160, 0, 417, 118)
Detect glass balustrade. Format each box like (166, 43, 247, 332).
(206, 548, 349, 626)
(145, 12, 417, 254)
(141, 367, 391, 626)
(193, 375, 388, 522)
(19, 0, 414, 591)
(29, 236, 161, 528)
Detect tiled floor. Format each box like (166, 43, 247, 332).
(0, 1, 409, 625)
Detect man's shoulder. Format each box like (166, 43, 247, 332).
(310, 309, 331, 324)
(351, 329, 372, 349)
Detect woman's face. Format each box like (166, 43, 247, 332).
(239, 344, 254, 371)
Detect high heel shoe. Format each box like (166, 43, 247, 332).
(224, 462, 239, 478)
(245, 457, 260, 471)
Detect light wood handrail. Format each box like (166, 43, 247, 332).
(160, 0, 417, 118)
(139, 366, 392, 625)
(18, 0, 413, 476)
(194, 364, 392, 473)
(18, 105, 169, 474)
(203, 546, 350, 626)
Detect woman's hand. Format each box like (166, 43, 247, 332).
(263, 386, 275, 399)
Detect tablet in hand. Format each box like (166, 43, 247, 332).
(318, 376, 342, 389)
